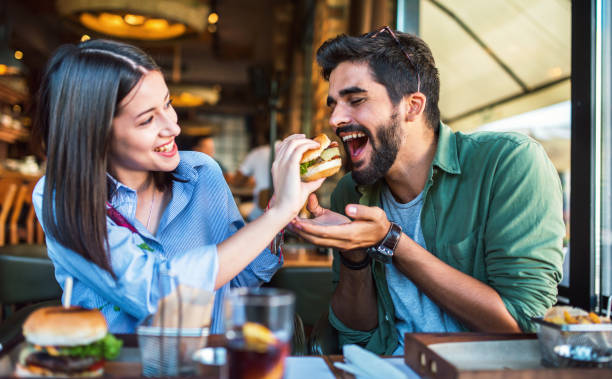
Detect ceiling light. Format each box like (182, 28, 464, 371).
(57, 0, 209, 41)
(14, 51, 23, 60)
(208, 12, 219, 25)
(124, 14, 146, 26)
(81, 34, 91, 42)
(169, 85, 221, 107)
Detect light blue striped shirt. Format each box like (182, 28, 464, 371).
(33, 151, 282, 334)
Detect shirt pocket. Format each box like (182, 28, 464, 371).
(438, 227, 486, 280)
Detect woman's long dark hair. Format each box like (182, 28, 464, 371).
(34, 39, 161, 278)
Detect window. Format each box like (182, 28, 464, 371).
(597, 0, 611, 314)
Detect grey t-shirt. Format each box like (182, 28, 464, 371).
(380, 184, 462, 355)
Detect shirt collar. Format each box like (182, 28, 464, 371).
(106, 154, 199, 205)
(432, 122, 461, 175)
(106, 155, 199, 191)
(172, 154, 199, 182)
(356, 121, 461, 198)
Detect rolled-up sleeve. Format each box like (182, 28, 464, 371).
(485, 140, 565, 331)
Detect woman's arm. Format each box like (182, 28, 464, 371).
(214, 135, 323, 289)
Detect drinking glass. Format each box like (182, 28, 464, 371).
(224, 288, 295, 379)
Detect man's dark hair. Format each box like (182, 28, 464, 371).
(316, 28, 440, 131)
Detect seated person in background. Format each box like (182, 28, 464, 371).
(32, 39, 324, 333)
(228, 141, 278, 221)
(176, 134, 228, 175)
(290, 28, 565, 355)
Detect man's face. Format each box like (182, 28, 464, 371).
(195, 137, 215, 157)
(327, 61, 402, 185)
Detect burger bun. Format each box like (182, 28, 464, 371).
(15, 363, 104, 378)
(301, 158, 342, 182)
(23, 306, 107, 347)
(300, 134, 331, 164)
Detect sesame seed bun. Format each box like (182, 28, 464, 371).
(23, 306, 108, 347)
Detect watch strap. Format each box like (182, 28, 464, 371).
(380, 222, 402, 255)
(367, 222, 402, 263)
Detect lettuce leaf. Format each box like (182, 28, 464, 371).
(62, 334, 123, 360)
(300, 161, 315, 175)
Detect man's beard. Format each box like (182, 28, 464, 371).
(349, 113, 401, 186)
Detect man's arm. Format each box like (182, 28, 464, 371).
(299, 204, 521, 332)
(330, 250, 378, 330)
(391, 236, 520, 332)
(299, 193, 380, 332)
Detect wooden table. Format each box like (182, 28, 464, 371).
(1, 333, 345, 378)
(283, 246, 333, 267)
(5, 332, 609, 378)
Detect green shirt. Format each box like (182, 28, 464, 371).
(328, 123, 565, 355)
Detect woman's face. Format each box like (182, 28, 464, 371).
(108, 70, 181, 185)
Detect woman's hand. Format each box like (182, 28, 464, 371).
(269, 134, 324, 222)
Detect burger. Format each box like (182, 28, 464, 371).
(15, 306, 122, 377)
(300, 134, 342, 182)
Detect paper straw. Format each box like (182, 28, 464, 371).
(64, 276, 73, 309)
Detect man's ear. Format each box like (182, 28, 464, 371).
(403, 92, 427, 122)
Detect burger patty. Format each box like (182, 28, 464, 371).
(25, 352, 99, 373)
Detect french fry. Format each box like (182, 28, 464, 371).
(588, 312, 602, 324)
(564, 310, 578, 324)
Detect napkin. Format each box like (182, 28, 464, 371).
(334, 344, 408, 379)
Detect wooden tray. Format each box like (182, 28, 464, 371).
(404, 332, 611, 378)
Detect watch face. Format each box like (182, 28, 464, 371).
(367, 246, 393, 263)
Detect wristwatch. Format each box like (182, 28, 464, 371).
(366, 222, 402, 263)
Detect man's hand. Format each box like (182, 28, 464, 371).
(289, 194, 391, 253)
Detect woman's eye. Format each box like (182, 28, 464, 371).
(165, 98, 173, 108)
(139, 116, 154, 126)
(351, 98, 365, 105)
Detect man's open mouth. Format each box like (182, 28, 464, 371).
(340, 132, 369, 159)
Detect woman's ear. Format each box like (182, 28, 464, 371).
(403, 92, 427, 122)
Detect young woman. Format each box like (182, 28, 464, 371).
(32, 39, 323, 333)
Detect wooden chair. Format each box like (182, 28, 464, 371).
(0, 178, 50, 321)
(0, 178, 20, 247)
(9, 181, 44, 245)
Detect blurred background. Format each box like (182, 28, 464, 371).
(1, 0, 610, 343)
(0, 0, 571, 224)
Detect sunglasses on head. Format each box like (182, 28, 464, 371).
(371, 26, 421, 93)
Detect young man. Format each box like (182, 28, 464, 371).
(291, 27, 565, 355)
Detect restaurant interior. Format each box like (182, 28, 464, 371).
(0, 0, 611, 377)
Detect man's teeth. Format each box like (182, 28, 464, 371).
(341, 132, 366, 142)
(154, 143, 173, 152)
